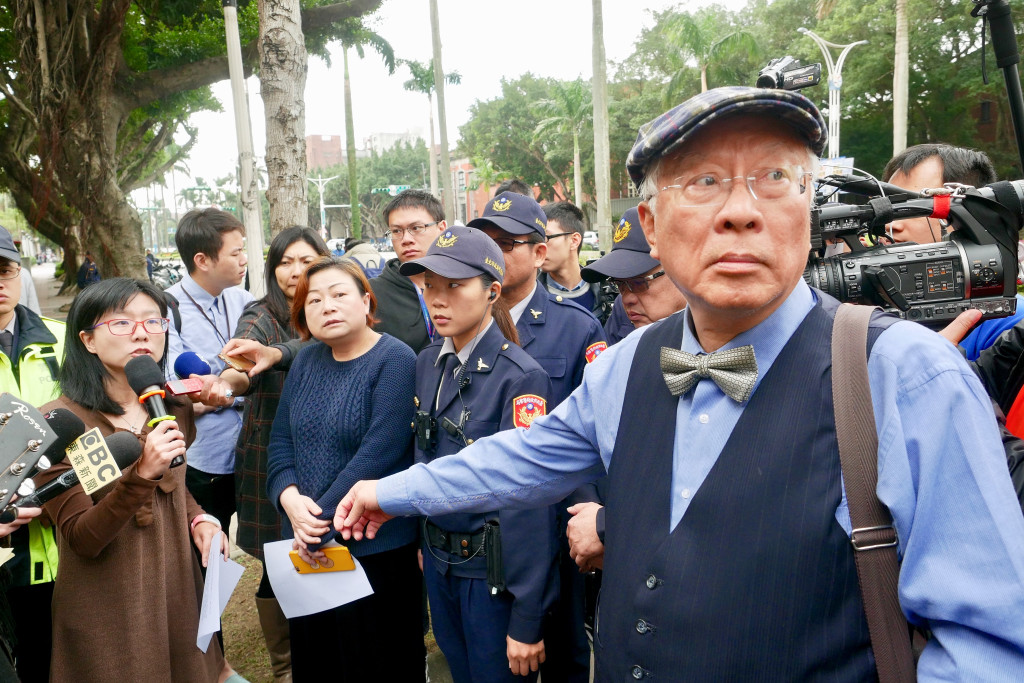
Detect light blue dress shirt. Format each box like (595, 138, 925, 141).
(166, 273, 253, 474)
(378, 280, 1024, 679)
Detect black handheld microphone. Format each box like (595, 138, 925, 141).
(33, 408, 86, 475)
(0, 432, 142, 522)
(124, 355, 183, 468)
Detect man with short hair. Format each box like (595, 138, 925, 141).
(166, 208, 253, 530)
(371, 189, 446, 353)
(882, 143, 1020, 358)
(338, 87, 1024, 680)
(493, 178, 533, 198)
(539, 202, 614, 324)
(0, 224, 66, 683)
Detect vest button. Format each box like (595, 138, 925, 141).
(461, 549, 469, 557)
(632, 665, 644, 679)
(461, 539, 468, 548)
(635, 619, 648, 634)
(645, 574, 657, 589)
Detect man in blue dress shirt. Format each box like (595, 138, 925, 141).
(337, 88, 1024, 681)
(166, 208, 253, 529)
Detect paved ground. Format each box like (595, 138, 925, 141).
(30, 262, 74, 321)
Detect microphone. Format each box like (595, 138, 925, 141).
(33, 408, 86, 475)
(0, 432, 142, 522)
(167, 351, 212, 396)
(174, 351, 212, 379)
(124, 355, 183, 468)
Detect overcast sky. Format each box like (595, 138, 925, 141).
(157, 0, 751, 201)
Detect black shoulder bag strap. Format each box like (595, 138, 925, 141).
(831, 303, 916, 683)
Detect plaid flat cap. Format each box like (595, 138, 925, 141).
(626, 86, 828, 190)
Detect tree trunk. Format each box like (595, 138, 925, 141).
(572, 131, 582, 206)
(893, 0, 909, 155)
(428, 92, 439, 196)
(259, 0, 310, 235)
(592, 0, 613, 251)
(701, 65, 709, 93)
(429, 0, 456, 221)
(343, 47, 361, 238)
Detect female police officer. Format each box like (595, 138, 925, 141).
(400, 226, 558, 682)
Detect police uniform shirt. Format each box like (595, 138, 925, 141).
(414, 320, 558, 644)
(512, 282, 607, 407)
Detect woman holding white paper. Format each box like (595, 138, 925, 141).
(266, 257, 424, 681)
(36, 278, 234, 683)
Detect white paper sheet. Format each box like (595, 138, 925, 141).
(263, 539, 374, 619)
(196, 532, 245, 653)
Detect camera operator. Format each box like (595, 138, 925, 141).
(883, 143, 1024, 358)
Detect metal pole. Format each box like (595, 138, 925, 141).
(797, 28, 867, 161)
(222, 0, 266, 298)
(308, 176, 339, 241)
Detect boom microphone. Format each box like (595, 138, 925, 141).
(0, 432, 142, 522)
(124, 355, 183, 468)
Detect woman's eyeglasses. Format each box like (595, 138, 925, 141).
(89, 318, 170, 335)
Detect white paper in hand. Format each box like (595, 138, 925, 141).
(263, 539, 373, 619)
(196, 532, 245, 653)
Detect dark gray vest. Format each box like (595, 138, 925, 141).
(597, 296, 894, 682)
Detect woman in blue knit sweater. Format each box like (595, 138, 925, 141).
(266, 257, 424, 681)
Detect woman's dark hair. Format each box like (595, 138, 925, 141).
(59, 278, 169, 414)
(291, 257, 379, 341)
(479, 273, 520, 346)
(261, 226, 330, 328)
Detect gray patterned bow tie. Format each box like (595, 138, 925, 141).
(660, 345, 758, 402)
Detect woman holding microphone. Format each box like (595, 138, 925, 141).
(36, 278, 231, 682)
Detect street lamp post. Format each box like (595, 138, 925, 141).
(797, 28, 867, 161)
(308, 175, 339, 240)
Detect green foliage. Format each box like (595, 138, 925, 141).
(402, 59, 462, 96)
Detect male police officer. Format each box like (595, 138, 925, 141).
(0, 225, 66, 683)
(469, 191, 605, 683)
(337, 87, 1024, 680)
(538, 202, 614, 324)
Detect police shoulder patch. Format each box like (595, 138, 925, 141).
(512, 394, 546, 429)
(585, 341, 607, 363)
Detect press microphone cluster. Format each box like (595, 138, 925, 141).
(0, 432, 142, 523)
(124, 355, 184, 468)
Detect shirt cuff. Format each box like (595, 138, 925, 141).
(507, 607, 545, 645)
(596, 506, 606, 544)
(376, 472, 417, 517)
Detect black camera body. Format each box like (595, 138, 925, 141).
(756, 57, 822, 91)
(804, 178, 1023, 329)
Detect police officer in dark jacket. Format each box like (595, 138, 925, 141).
(402, 226, 557, 682)
(469, 193, 605, 682)
(537, 202, 615, 324)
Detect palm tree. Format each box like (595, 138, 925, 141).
(338, 21, 396, 238)
(402, 59, 461, 197)
(533, 79, 593, 205)
(664, 12, 761, 100)
(467, 157, 507, 196)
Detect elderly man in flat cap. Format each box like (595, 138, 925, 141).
(335, 88, 1024, 681)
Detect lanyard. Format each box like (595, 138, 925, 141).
(180, 284, 230, 345)
(415, 285, 436, 341)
